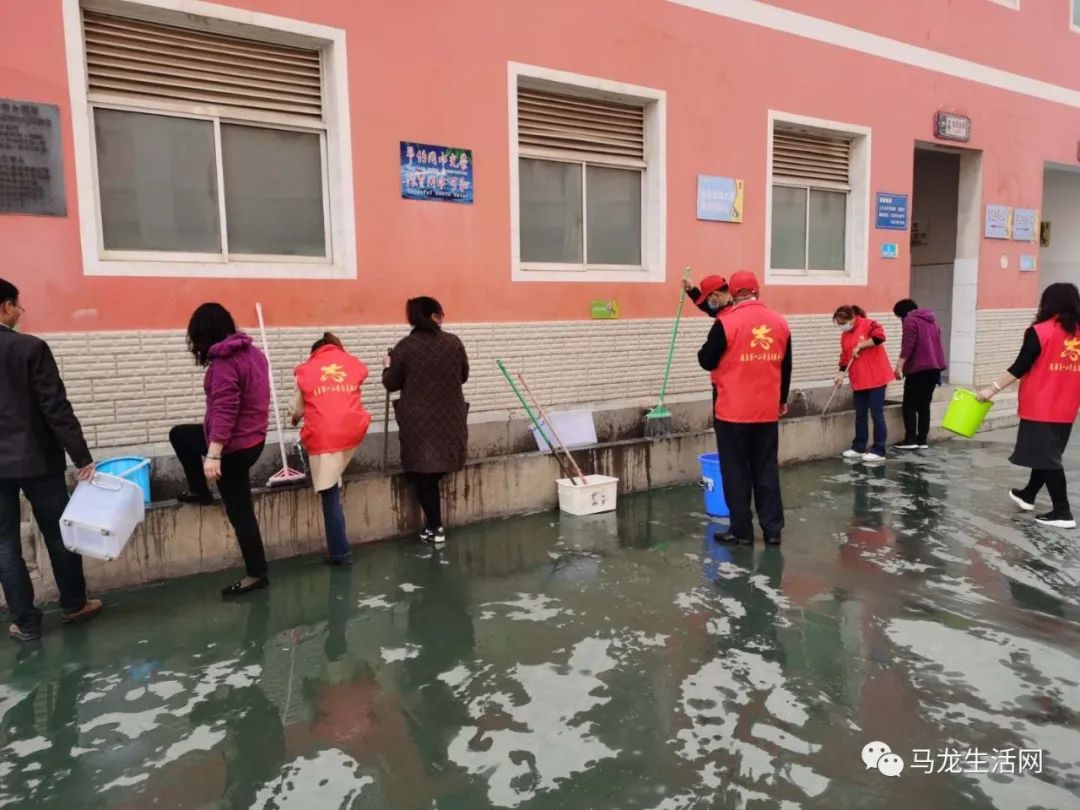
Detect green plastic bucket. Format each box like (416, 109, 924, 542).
(941, 389, 993, 438)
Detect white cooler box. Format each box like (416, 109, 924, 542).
(556, 474, 619, 516)
(60, 473, 146, 561)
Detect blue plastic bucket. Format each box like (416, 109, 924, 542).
(698, 453, 729, 518)
(95, 456, 151, 505)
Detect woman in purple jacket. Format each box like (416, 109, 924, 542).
(169, 304, 271, 597)
(892, 299, 947, 450)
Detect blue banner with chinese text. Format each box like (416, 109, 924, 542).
(401, 141, 473, 203)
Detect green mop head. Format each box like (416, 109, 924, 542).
(644, 266, 692, 438)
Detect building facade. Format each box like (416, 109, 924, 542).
(2, 0, 1079, 453)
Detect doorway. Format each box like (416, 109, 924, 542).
(909, 144, 982, 385)
(1041, 163, 1080, 289)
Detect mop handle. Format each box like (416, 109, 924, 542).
(822, 349, 861, 416)
(657, 266, 693, 406)
(255, 303, 290, 469)
(496, 360, 576, 484)
(517, 372, 587, 486)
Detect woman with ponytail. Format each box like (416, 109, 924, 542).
(290, 332, 372, 565)
(977, 283, 1080, 529)
(833, 304, 895, 462)
(382, 297, 470, 546)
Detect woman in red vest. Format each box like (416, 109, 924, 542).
(833, 305, 895, 462)
(977, 283, 1080, 529)
(290, 333, 372, 564)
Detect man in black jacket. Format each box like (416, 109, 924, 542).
(0, 279, 103, 641)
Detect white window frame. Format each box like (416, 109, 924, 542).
(508, 62, 666, 283)
(764, 110, 871, 287)
(987, 0, 1020, 9)
(62, 0, 356, 279)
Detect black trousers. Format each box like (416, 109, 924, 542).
(1020, 469, 1070, 511)
(902, 370, 940, 444)
(169, 425, 268, 577)
(408, 472, 444, 530)
(714, 419, 784, 539)
(0, 474, 88, 631)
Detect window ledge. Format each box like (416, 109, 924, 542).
(84, 259, 355, 280)
(765, 269, 868, 287)
(514, 264, 662, 283)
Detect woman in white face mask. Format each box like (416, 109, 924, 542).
(833, 305, 896, 462)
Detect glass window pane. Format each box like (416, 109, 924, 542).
(221, 125, 325, 256)
(519, 158, 583, 263)
(808, 189, 847, 271)
(1074, 0, 1080, 25)
(586, 165, 641, 266)
(95, 108, 220, 252)
(770, 185, 807, 270)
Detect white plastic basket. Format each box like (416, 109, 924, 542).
(556, 474, 619, 516)
(60, 470, 146, 561)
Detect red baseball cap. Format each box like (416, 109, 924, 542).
(698, 275, 728, 296)
(727, 270, 760, 296)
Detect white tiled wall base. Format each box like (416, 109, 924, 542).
(973, 309, 1036, 386)
(45, 311, 906, 451)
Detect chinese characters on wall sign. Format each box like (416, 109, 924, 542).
(400, 141, 474, 204)
(0, 99, 66, 216)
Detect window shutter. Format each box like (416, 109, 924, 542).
(772, 129, 850, 186)
(82, 10, 323, 120)
(518, 88, 644, 161)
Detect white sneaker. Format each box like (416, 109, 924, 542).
(432, 527, 446, 546)
(894, 443, 919, 450)
(862, 452, 886, 463)
(842, 449, 863, 459)
(1035, 511, 1077, 529)
(918, 444, 930, 450)
(1008, 489, 1035, 512)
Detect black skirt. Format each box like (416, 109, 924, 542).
(1009, 420, 1074, 470)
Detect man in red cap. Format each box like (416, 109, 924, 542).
(697, 271, 792, 545)
(684, 274, 733, 407)
(682, 275, 732, 317)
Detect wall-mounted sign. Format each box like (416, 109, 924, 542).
(0, 99, 66, 216)
(400, 141, 473, 204)
(1040, 221, 1051, 247)
(934, 111, 971, 143)
(875, 193, 909, 230)
(984, 204, 1012, 239)
(1013, 208, 1038, 243)
(910, 221, 928, 247)
(881, 243, 899, 259)
(590, 300, 620, 319)
(1019, 255, 1036, 273)
(696, 175, 744, 223)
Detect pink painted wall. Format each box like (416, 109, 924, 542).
(767, 0, 1080, 92)
(1, 0, 1078, 332)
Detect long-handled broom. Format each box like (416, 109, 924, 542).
(821, 352, 861, 416)
(517, 372, 587, 487)
(645, 265, 693, 438)
(497, 360, 578, 485)
(255, 303, 307, 487)
(382, 347, 392, 473)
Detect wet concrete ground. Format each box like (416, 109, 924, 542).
(1, 428, 1079, 809)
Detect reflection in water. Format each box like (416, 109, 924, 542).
(0, 439, 1078, 808)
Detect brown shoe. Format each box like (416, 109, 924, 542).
(62, 598, 104, 624)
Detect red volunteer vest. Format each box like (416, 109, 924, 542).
(1017, 319, 1080, 424)
(840, 317, 894, 392)
(714, 299, 790, 423)
(294, 345, 372, 454)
